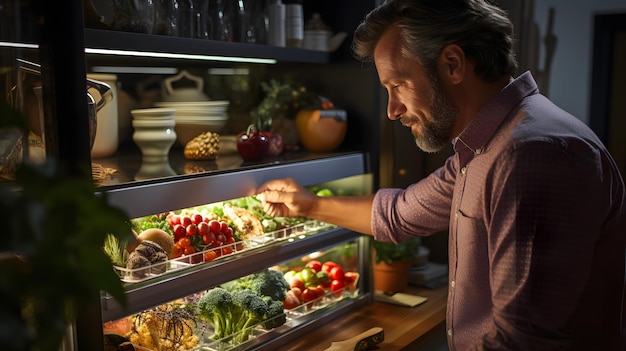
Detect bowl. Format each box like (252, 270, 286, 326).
(131, 107, 176, 120)
(295, 109, 347, 152)
(174, 119, 228, 146)
(154, 100, 230, 115)
(173, 113, 229, 122)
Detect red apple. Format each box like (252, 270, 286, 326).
(237, 124, 269, 161)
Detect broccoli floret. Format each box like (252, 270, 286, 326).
(259, 269, 291, 301)
(196, 287, 234, 339)
(197, 287, 280, 344)
(263, 299, 287, 330)
(231, 289, 269, 343)
(222, 268, 290, 302)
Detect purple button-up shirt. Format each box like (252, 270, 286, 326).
(372, 71, 626, 350)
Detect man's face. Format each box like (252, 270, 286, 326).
(374, 26, 457, 153)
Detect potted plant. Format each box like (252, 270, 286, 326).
(371, 237, 422, 293)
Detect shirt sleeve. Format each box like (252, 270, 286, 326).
(371, 154, 456, 243)
(476, 139, 617, 350)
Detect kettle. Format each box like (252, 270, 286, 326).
(16, 59, 112, 150)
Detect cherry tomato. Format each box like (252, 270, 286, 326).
(204, 232, 216, 244)
(305, 260, 322, 273)
(223, 226, 234, 238)
(220, 221, 229, 233)
(330, 279, 345, 297)
(198, 222, 210, 236)
(208, 220, 221, 234)
(173, 224, 186, 241)
(191, 213, 203, 225)
(344, 272, 358, 285)
(322, 261, 339, 274)
(168, 213, 180, 226)
(186, 223, 198, 236)
(202, 234, 211, 245)
(183, 246, 196, 255)
(216, 233, 226, 244)
(301, 288, 317, 303)
(181, 215, 192, 227)
(329, 266, 345, 281)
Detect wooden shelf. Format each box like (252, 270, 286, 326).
(273, 285, 448, 351)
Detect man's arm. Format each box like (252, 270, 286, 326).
(256, 178, 375, 235)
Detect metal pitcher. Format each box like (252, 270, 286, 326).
(15, 59, 113, 150)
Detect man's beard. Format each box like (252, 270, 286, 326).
(411, 74, 457, 153)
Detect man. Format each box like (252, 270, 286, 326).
(256, 0, 626, 350)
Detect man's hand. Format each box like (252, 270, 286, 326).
(256, 178, 317, 218)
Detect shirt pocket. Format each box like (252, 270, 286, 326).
(455, 209, 485, 248)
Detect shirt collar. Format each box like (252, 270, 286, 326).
(453, 71, 539, 167)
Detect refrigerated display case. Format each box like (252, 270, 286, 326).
(98, 167, 374, 351)
(2, 1, 385, 350)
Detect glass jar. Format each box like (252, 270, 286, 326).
(112, 0, 156, 34)
(209, 0, 232, 41)
(177, 0, 195, 37)
(193, 0, 210, 39)
(154, 0, 180, 36)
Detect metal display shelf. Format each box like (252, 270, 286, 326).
(100, 226, 367, 322)
(102, 152, 369, 218)
(84, 29, 332, 64)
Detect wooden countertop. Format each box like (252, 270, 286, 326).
(274, 285, 448, 351)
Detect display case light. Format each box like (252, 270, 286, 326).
(85, 48, 277, 64)
(91, 66, 178, 74)
(0, 41, 38, 49)
(2, 42, 278, 64)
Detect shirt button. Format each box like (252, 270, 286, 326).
(447, 329, 453, 336)
(461, 166, 467, 174)
(451, 280, 455, 288)
(475, 147, 483, 155)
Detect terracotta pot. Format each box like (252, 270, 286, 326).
(373, 259, 412, 293)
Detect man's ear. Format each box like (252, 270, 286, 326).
(438, 44, 465, 85)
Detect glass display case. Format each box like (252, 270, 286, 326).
(100, 171, 374, 351)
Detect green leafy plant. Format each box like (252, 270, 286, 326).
(250, 79, 312, 132)
(372, 237, 421, 265)
(0, 100, 133, 351)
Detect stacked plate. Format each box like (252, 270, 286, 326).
(154, 100, 230, 145)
